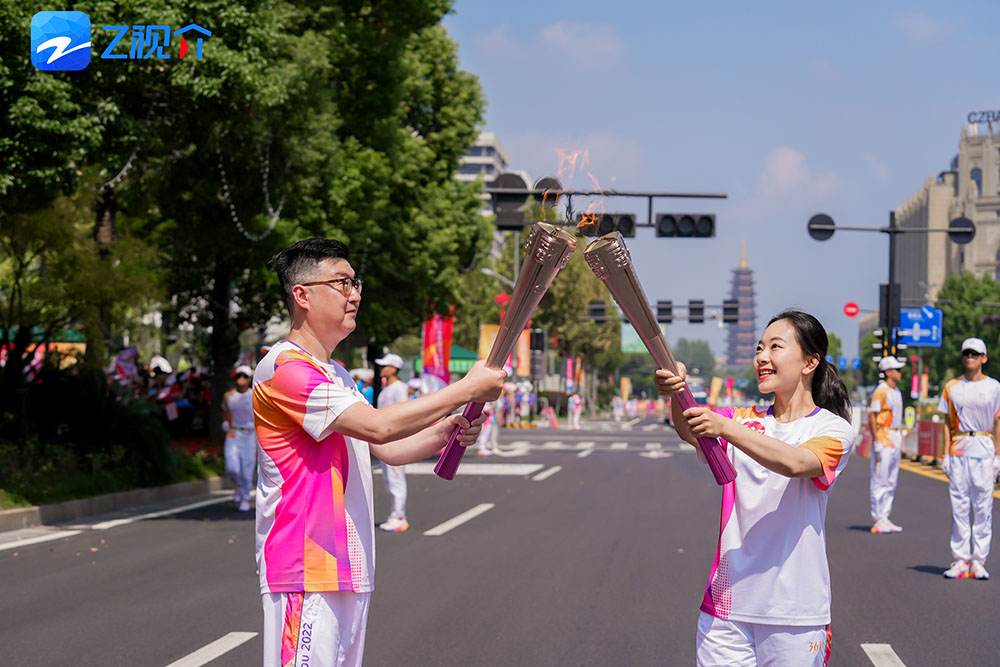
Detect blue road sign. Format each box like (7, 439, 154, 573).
(837, 356, 848, 370)
(899, 306, 942, 347)
(851, 357, 862, 370)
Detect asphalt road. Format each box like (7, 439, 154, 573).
(1, 415, 996, 666)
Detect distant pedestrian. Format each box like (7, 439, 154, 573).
(868, 356, 906, 534)
(222, 365, 256, 511)
(253, 238, 504, 666)
(937, 337, 1000, 580)
(375, 352, 409, 533)
(477, 400, 499, 456)
(568, 392, 583, 430)
(612, 393, 625, 422)
(655, 309, 853, 666)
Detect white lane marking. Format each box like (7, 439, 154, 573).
(397, 462, 543, 476)
(164, 631, 258, 667)
(641, 424, 660, 431)
(577, 449, 593, 458)
(860, 643, 907, 666)
(532, 466, 562, 481)
(610, 442, 628, 450)
(493, 441, 531, 457)
(92, 496, 231, 530)
(541, 441, 568, 449)
(677, 442, 696, 452)
(575, 441, 596, 450)
(424, 503, 494, 536)
(645, 442, 662, 450)
(623, 417, 642, 428)
(0, 530, 83, 552)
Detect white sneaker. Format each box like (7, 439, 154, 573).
(886, 520, 903, 533)
(379, 516, 409, 532)
(871, 519, 893, 534)
(970, 562, 990, 580)
(238, 500, 251, 512)
(233, 492, 241, 503)
(944, 561, 970, 579)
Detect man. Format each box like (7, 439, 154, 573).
(252, 238, 505, 666)
(869, 355, 905, 534)
(374, 352, 409, 532)
(938, 337, 1000, 580)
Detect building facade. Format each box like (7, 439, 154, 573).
(895, 122, 1000, 309)
(455, 131, 511, 185)
(725, 239, 757, 369)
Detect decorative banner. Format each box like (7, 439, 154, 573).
(422, 313, 453, 388)
(620, 376, 632, 402)
(920, 372, 928, 398)
(566, 357, 574, 391)
(725, 377, 734, 400)
(709, 376, 723, 405)
(910, 371, 919, 400)
(516, 329, 530, 377)
(478, 324, 499, 361)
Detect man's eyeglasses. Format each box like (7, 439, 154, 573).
(299, 277, 363, 297)
(962, 350, 983, 358)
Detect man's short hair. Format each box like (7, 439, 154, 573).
(268, 238, 351, 313)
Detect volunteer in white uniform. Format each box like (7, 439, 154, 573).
(375, 353, 410, 532)
(222, 364, 257, 511)
(868, 356, 905, 534)
(938, 337, 1000, 580)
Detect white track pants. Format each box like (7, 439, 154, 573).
(869, 443, 901, 522)
(477, 419, 497, 453)
(948, 456, 994, 563)
(224, 429, 256, 502)
(381, 463, 407, 520)
(262, 591, 370, 667)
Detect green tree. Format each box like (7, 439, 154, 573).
(674, 338, 715, 379)
(925, 272, 1000, 391)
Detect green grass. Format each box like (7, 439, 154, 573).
(0, 443, 226, 511)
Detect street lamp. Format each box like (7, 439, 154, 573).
(480, 267, 515, 289)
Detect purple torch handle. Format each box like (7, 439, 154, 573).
(433, 402, 485, 480)
(670, 385, 737, 485)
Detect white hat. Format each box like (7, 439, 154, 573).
(375, 353, 404, 369)
(878, 356, 905, 371)
(149, 355, 172, 374)
(961, 337, 987, 356)
(406, 377, 422, 390)
(235, 365, 253, 377)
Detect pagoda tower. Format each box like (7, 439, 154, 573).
(725, 239, 757, 369)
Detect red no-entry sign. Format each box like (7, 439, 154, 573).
(844, 302, 859, 318)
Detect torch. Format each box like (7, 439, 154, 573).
(434, 222, 577, 479)
(583, 232, 737, 485)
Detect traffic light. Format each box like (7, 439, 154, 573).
(723, 298, 739, 323)
(529, 328, 546, 378)
(490, 172, 531, 230)
(689, 299, 705, 323)
(655, 213, 715, 238)
(589, 300, 607, 323)
(656, 300, 673, 324)
(575, 213, 636, 237)
(878, 283, 901, 330)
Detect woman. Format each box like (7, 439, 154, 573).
(655, 310, 854, 667)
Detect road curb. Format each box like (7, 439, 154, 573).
(0, 476, 230, 533)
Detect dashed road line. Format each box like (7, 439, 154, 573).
(164, 631, 258, 667)
(610, 442, 628, 450)
(532, 466, 563, 481)
(577, 449, 594, 458)
(860, 643, 907, 666)
(424, 503, 494, 536)
(391, 462, 543, 476)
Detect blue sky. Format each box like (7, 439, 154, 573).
(443, 1, 1000, 360)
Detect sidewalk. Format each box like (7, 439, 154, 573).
(0, 476, 231, 534)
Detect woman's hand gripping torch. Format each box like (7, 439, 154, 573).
(583, 233, 737, 485)
(434, 222, 578, 480)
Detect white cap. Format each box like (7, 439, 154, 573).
(375, 353, 404, 369)
(235, 365, 253, 377)
(961, 337, 987, 356)
(406, 377, 422, 390)
(878, 356, 905, 371)
(150, 355, 172, 374)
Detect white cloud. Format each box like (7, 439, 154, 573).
(892, 13, 944, 43)
(478, 21, 625, 75)
(756, 147, 841, 200)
